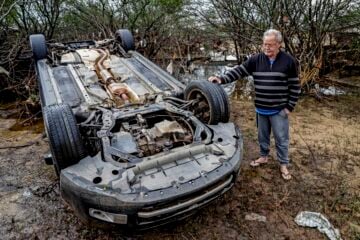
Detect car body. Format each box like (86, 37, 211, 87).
(29, 30, 243, 228)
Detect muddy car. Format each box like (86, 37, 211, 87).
(29, 29, 243, 228)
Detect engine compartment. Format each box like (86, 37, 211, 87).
(110, 111, 193, 158)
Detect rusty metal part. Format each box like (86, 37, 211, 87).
(94, 49, 117, 103)
(95, 49, 139, 102)
(95, 49, 114, 84)
(136, 119, 193, 157)
(108, 82, 139, 102)
(104, 84, 116, 102)
(149, 120, 186, 138)
(94, 49, 142, 103)
(108, 82, 128, 100)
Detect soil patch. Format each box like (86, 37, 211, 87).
(0, 92, 359, 239)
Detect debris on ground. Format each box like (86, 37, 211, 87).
(315, 84, 346, 96)
(348, 222, 360, 235)
(22, 188, 32, 198)
(294, 211, 342, 240)
(245, 213, 267, 222)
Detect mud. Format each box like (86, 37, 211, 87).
(0, 91, 359, 240)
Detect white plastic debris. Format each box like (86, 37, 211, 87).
(295, 211, 342, 240)
(223, 82, 236, 96)
(225, 55, 237, 61)
(245, 213, 267, 222)
(22, 188, 32, 198)
(166, 60, 174, 75)
(243, 77, 254, 97)
(317, 85, 346, 96)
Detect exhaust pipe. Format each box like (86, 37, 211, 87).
(95, 49, 138, 102)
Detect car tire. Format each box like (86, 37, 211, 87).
(43, 104, 86, 175)
(215, 83, 230, 123)
(184, 80, 230, 125)
(29, 34, 47, 61)
(115, 29, 135, 52)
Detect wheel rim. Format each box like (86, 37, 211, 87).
(188, 89, 212, 124)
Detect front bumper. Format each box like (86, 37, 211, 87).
(60, 123, 243, 228)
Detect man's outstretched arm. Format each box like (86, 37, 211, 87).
(208, 59, 253, 84)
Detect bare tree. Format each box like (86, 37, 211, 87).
(191, 0, 263, 63)
(0, 0, 18, 25)
(10, 0, 65, 38)
(196, 0, 360, 85)
(268, 0, 358, 85)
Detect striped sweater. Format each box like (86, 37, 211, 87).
(220, 51, 301, 112)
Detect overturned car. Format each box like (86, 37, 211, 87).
(29, 29, 243, 228)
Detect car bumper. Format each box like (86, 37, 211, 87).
(60, 123, 243, 228)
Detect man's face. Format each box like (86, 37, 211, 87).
(262, 35, 281, 59)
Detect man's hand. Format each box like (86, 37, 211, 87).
(208, 76, 222, 84)
(284, 108, 290, 115)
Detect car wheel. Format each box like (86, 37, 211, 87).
(115, 29, 135, 52)
(43, 104, 86, 176)
(184, 80, 230, 125)
(29, 34, 47, 61)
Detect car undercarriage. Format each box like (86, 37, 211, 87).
(29, 29, 243, 228)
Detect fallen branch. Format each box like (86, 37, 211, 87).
(291, 126, 318, 166)
(17, 110, 41, 125)
(277, 211, 290, 229)
(0, 135, 42, 149)
(0, 141, 38, 149)
(32, 182, 58, 197)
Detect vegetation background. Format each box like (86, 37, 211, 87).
(0, 0, 359, 105)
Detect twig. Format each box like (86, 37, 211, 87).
(277, 211, 290, 229)
(291, 126, 318, 166)
(188, 232, 197, 240)
(17, 110, 41, 125)
(278, 188, 290, 206)
(0, 131, 34, 141)
(0, 136, 41, 149)
(181, 233, 189, 240)
(0, 141, 37, 149)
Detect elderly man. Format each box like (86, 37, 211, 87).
(209, 29, 300, 180)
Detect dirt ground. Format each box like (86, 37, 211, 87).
(0, 88, 359, 240)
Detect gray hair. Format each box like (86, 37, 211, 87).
(263, 29, 283, 43)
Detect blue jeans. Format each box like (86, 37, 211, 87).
(256, 109, 289, 165)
